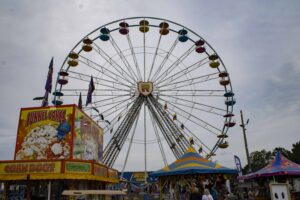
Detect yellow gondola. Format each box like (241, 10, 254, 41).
(209, 54, 219, 61)
(139, 20, 149, 33)
(68, 52, 79, 59)
(219, 71, 228, 78)
(68, 59, 78, 67)
(217, 134, 228, 138)
(83, 37, 93, 45)
(82, 44, 92, 52)
(218, 142, 229, 148)
(219, 78, 230, 86)
(209, 61, 220, 68)
(159, 22, 169, 35)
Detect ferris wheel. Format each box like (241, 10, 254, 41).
(53, 17, 236, 171)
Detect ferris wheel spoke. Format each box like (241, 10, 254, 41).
(154, 45, 195, 83)
(181, 125, 212, 155)
(158, 76, 220, 91)
(65, 74, 130, 93)
(160, 95, 226, 112)
(159, 89, 224, 92)
(61, 89, 130, 97)
(94, 96, 133, 108)
(143, 29, 146, 81)
(126, 34, 143, 80)
(164, 100, 222, 135)
(67, 70, 132, 89)
(162, 108, 212, 154)
(107, 101, 134, 126)
(150, 38, 179, 81)
(148, 107, 168, 166)
(109, 36, 139, 81)
(92, 43, 136, 84)
(156, 58, 209, 86)
(100, 96, 136, 116)
(159, 96, 224, 116)
(157, 72, 219, 89)
(63, 88, 130, 92)
(91, 95, 130, 105)
(79, 54, 134, 86)
(102, 100, 134, 120)
(98, 100, 135, 130)
(148, 95, 190, 154)
(147, 98, 182, 158)
(159, 89, 224, 97)
(83, 97, 130, 117)
(160, 94, 223, 97)
(166, 107, 216, 136)
(84, 97, 133, 119)
(147, 35, 162, 81)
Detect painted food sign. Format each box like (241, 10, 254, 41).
(65, 161, 91, 173)
(0, 161, 61, 174)
(73, 107, 103, 162)
(15, 106, 73, 160)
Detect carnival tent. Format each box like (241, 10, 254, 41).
(239, 150, 300, 180)
(151, 147, 237, 177)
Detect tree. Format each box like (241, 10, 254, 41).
(290, 141, 300, 164)
(243, 149, 272, 173)
(272, 147, 292, 158)
(242, 141, 300, 173)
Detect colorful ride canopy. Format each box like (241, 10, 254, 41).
(151, 147, 237, 177)
(239, 150, 300, 180)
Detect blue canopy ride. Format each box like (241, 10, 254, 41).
(151, 147, 237, 177)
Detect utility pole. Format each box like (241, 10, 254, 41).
(240, 110, 252, 172)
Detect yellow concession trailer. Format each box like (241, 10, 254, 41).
(0, 105, 119, 200)
(0, 160, 119, 199)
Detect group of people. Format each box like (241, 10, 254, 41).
(162, 174, 234, 200)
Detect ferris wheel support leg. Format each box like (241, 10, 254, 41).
(103, 96, 144, 167)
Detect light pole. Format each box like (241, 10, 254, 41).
(240, 110, 252, 172)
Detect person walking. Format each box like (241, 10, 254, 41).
(202, 189, 214, 200)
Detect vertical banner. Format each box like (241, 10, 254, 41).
(234, 155, 243, 177)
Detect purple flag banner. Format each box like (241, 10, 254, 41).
(86, 76, 95, 106)
(78, 92, 82, 109)
(41, 57, 53, 107)
(45, 57, 53, 92)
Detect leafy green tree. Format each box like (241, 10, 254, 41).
(243, 149, 272, 173)
(290, 141, 300, 164)
(242, 141, 300, 173)
(272, 147, 291, 158)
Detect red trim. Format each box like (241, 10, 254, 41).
(14, 109, 23, 160)
(91, 160, 95, 175)
(70, 105, 75, 160)
(20, 104, 77, 111)
(61, 160, 65, 173)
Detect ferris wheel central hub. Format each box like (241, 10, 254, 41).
(138, 82, 153, 96)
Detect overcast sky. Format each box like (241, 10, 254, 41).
(0, 0, 300, 172)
